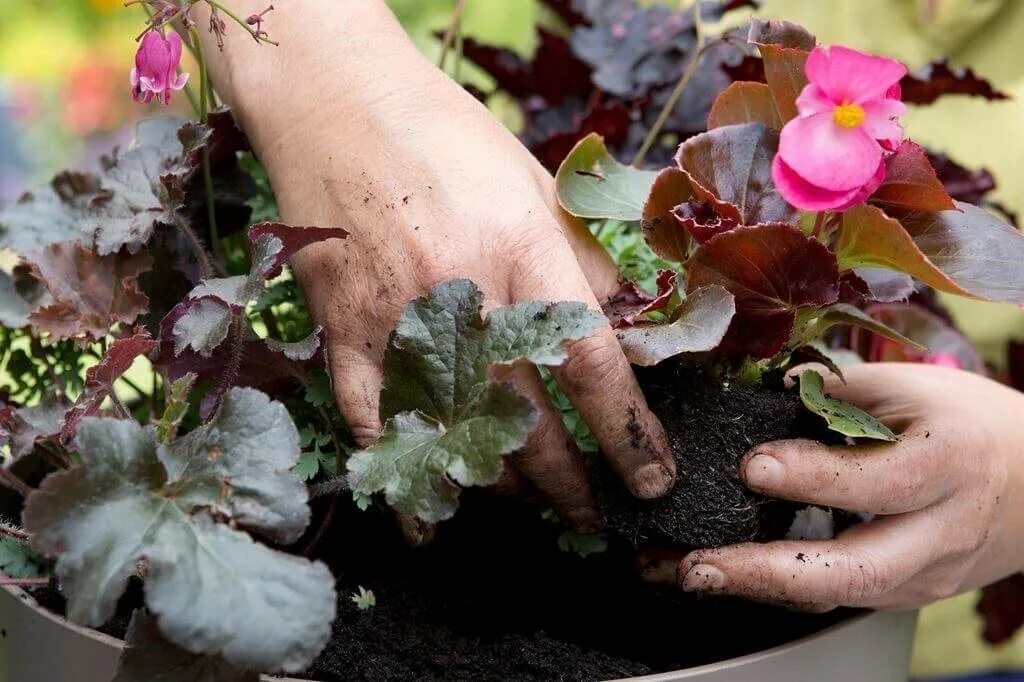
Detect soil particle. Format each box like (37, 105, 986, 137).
(596, 361, 836, 549)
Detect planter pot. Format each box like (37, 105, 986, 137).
(0, 584, 918, 682)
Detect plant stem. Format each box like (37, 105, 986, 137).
(190, 27, 224, 268)
(36, 441, 71, 470)
(437, 0, 468, 70)
(309, 474, 351, 499)
(812, 211, 826, 239)
(0, 469, 32, 498)
(172, 212, 216, 279)
(632, 4, 706, 168)
(203, 0, 280, 45)
(0, 577, 51, 587)
(0, 520, 29, 543)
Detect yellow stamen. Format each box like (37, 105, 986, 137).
(833, 102, 865, 128)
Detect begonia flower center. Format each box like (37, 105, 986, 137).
(832, 102, 866, 128)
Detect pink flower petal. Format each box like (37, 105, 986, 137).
(805, 45, 907, 105)
(129, 67, 139, 87)
(772, 155, 862, 211)
(861, 101, 904, 148)
(779, 112, 883, 191)
(927, 352, 963, 369)
(795, 83, 836, 116)
(834, 158, 886, 210)
(171, 72, 190, 90)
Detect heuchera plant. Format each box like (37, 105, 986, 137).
(0, 2, 1022, 678)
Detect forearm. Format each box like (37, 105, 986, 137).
(190, 0, 440, 183)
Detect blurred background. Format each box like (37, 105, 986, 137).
(2, 0, 1023, 679)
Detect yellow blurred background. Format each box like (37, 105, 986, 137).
(2, 0, 1023, 678)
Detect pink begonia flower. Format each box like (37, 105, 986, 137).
(130, 31, 189, 105)
(772, 45, 908, 211)
(925, 352, 963, 369)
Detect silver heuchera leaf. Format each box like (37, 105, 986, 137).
(114, 610, 259, 682)
(349, 279, 605, 521)
(0, 270, 32, 328)
(266, 326, 323, 361)
(23, 389, 335, 673)
(172, 298, 234, 357)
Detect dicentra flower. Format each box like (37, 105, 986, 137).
(773, 45, 908, 211)
(130, 30, 189, 105)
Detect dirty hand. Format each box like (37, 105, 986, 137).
(650, 363, 1024, 610)
(194, 0, 675, 532)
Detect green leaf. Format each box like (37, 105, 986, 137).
(798, 371, 896, 442)
(555, 133, 659, 221)
(305, 371, 334, 408)
(156, 373, 196, 443)
(348, 279, 605, 521)
(350, 586, 376, 611)
(23, 389, 335, 673)
(0, 537, 44, 578)
(114, 610, 258, 682)
(615, 285, 736, 366)
(788, 303, 925, 352)
(557, 530, 608, 558)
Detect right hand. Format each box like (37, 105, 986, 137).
(194, 0, 676, 533)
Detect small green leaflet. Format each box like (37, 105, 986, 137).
(0, 537, 44, 578)
(347, 279, 606, 522)
(557, 530, 608, 558)
(555, 134, 659, 221)
(789, 303, 924, 352)
(798, 370, 897, 442)
(305, 371, 334, 408)
(350, 586, 376, 611)
(293, 426, 336, 481)
(156, 373, 195, 443)
(114, 610, 258, 682)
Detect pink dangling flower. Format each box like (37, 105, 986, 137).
(772, 45, 908, 211)
(925, 352, 963, 369)
(130, 30, 189, 105)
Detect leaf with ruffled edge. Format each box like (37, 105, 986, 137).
(23, 388, 334, 673)
(114, 610, 258, 682)
(61, 331, 157, 441)
(347, 279, 605, 521)
(615, 285, 736, 366)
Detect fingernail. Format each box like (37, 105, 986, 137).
(743, 453, 783, 491)
(629, 462, 675, 500)
(640, 558, 679, 584)
(564, 507, 606, 534)
(681, 564, 726, 593)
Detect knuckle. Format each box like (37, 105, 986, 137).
(558, 333, 620, 395)
(829, 552, 895, 604)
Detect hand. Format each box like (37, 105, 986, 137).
(648, 363, 1024, 611)
(194, 0, 675, 533)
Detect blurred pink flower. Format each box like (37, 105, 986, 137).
(925, 352, 962, 369)
(773, 45, 908, 211)
(130, 31, 189, 105)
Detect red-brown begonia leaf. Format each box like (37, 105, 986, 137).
(860, 303, 986, 373)
(900, 59, 1010, 106)
(686, 223, 840, 358)
(895, 202, 1024, 304)
(677, 122, 798, 225)
(835, 205, 972, 298)
(26, 242, 152, 341)
(926, 150, 996, 204)
(61, 332, 157, 441)
(747, 18, 816, 50)
(707, 81, 782, 130)
(747, 20, 813, 124)
(672, 200, 740, 245)
(977, 573, 1024, 646)
(603, 270, 677, 329)
(870, 141, 956, 212)
(840, 268, 915, 304)
(641, 168, 694, 263)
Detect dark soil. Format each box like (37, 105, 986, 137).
(597, 361, 836, 549)
(26, 362, 853, 682)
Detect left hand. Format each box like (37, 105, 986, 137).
(644, 363, 1024, 611)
